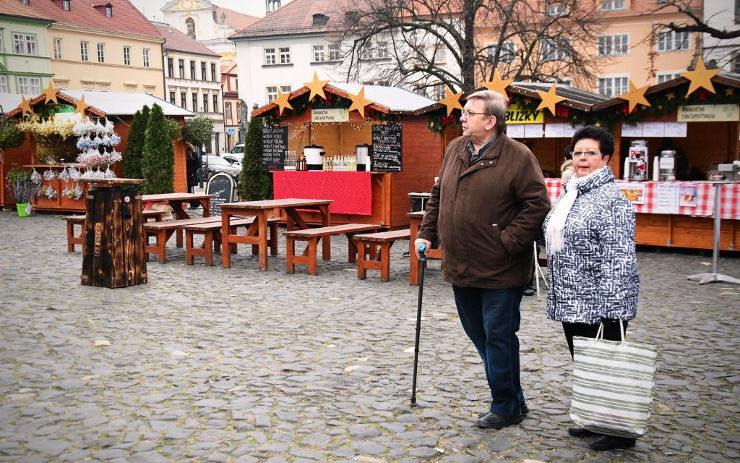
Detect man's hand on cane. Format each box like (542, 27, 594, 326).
(414, 238, 431, 260)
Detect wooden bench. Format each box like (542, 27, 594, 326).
(284, 223, 381, 275)
(144, 217, 221, 263)
(63, 210, 164, 252)
(353, 229, 411, 282)
(183, 216, 280, 266)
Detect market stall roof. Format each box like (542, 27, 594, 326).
(507, 82, 610, 111)
(3, 90, 194, 118)
(592, 71, 740, 111)
(252, 82, 438, 118)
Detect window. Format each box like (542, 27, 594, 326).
(656, 72, 679, 83)
(376, 41, 389, 59)
(211, 63, 216, 81)
(169, 91, 175, 104)
(225, 102, 232, 121)
(279, 47, 291, 64)
(178, 59, 185, 78)
(328, 44, 341, 61)
(0, 76, 8, 93)
(123, 46, 131, 65)
(18, 76, 41, 95)
(212, 94, 218, 113)
(546, 2, 567, 16)
(597, 76, 629, 97)
(735, 53, 740, 73)
(313, 45, 325, 62)
(540, 38, 571, 61)
(97, 43, 105, 63)
(486, 42, 516, 63)
(13, 33, 37, 56)
(62, 0, 70, 11)
(167, 58, 173, 77)
(264, 48, 275, 65)
(0, 33, 3, 53)
(53, 37, 63, 59)
(598, 34, 629, 56)
(434, 45, 446, 64)
(180, 91, 187, 108)
(105, 5, 112, 17)
(190, 60, 196, 79)
(658, 30, 689, 52)
(360, 45, 372, 60)
(203, 95, 208, 113)
(201, 62, 206, 81)
(192, 93, 198, 111)
(433, 83, 445, 100)
(266, 86, 278, 102)
(601, 0, 625, 10)
(80, 41, 89, 61)
(142, 48, 150, 67)
(21, 0, 29, 5)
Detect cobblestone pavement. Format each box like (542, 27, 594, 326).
(0, 208, 739, 463)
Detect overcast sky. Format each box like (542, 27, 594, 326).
(129, 0, 294, 23)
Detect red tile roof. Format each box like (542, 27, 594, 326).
(24, 0, 161, 39)
(231, 0, 350, 39)
(153, 22, 220, 57)
(220, 60, 237, 74)
(213, 6, 259, 31)
(0, 1, 54, 21)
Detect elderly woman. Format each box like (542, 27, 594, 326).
(543, 125, 639, 451)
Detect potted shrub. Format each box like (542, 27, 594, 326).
(6, 165, 39, 216)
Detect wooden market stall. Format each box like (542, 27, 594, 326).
(251, 81, 442, 228)
(1, 89, 193, 212)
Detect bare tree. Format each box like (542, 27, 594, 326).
(652, 0, 740, 40)
(335, 0, 605, 93)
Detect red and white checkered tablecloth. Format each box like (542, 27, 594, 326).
(544, 179, 740, 220)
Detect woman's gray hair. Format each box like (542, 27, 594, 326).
(466, 90, 507, 130)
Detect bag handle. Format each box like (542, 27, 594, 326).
(594, 319, 626, 343)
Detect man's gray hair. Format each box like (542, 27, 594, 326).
(466, 90, 506, 130)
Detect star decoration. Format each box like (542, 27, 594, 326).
(594, 121, 602, 127)
(680, 57, 720, 97)
(437, 85, 463, 116)
(618, 80, 651, 112)
(42, 82, 60, 104)
(304, 72, 329, 102)
(348, 87, 373, 118)
(726, 88, 734, 96)
(74, 95, 89, 115)
(272, 89, 293, 116)
(535, 83, 565, 116)
(481, 71, 513, 101)
(666, 92, 675, 101)
(17, 95, 34, 116)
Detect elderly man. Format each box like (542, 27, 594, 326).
(415, 90, 550, 429)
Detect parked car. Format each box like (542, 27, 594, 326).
(230, 143, 244, 154)
(202, 154, 240, 179)
(223, 153, 244, 165)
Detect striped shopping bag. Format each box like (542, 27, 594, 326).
(570, 321, 658, 438)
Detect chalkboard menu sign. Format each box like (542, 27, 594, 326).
(261, 124, 288, 171)
(371, 123, 402, 172)
(205, 173, 236, 216)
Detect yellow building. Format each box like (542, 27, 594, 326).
(27, 0, 165, 97)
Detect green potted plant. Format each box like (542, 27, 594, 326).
(6, 165, 39, 216)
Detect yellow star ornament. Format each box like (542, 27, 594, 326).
(680, 57, 721, 97)
(74, 95, 89, 115)
(482, 71, 513, 101)
(348, 87, 373, 119)
(17, 95, 34, 116)
(618, 80, 651, 113)
(304, 72, 329, 101)
(42, 82, 60, 104)
(535, 83, 565, 116)
(437, 85, 463, 116)
(272, 89, 293, 116)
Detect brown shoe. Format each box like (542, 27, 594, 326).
(476, 412, 523, 429)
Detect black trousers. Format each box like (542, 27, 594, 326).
(562, 319, 629, 359)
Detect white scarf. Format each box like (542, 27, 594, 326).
(545, 167, 604, 255)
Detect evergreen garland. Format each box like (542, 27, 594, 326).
(238, 116, 273, 201)
(140, 104, 174, 194)
(123, 105, 149, 179)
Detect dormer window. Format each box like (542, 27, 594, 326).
(105, 5, 112, 17)
(62, 0, 70, 11)
(21, 0, 30, 5)
(312, 14, 329, 27)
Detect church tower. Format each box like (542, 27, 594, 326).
(266, 0, 281, 14)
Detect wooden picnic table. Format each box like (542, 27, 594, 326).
(220, 198, 333, 270)
(142, 193, 213, 219)
(408, 210, 442, 286)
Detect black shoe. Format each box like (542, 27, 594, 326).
(568, 426, 596, 437)
(479, 404, 528, 418)
(476, 412, 523, 429)
(522, 286, 536, 296)
(589, 435, 636, 451)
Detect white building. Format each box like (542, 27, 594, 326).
(703, 0, 740, 72)
(153, 22, 225, 154)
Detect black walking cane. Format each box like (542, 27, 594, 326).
(410, 242, 427, 406)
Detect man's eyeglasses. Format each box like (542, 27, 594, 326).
(571, 150, 601, 158)
(461, 110, 490, 118)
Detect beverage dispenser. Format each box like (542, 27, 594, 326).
(659, 150, 677, 181)
(303, 145, 325, 171)
(627, 140, 648, 181)
(355, 144, 371, 171)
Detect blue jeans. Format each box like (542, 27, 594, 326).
(452, 285, 525, 417)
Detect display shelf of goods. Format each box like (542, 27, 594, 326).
(26, 164, 88, 212)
